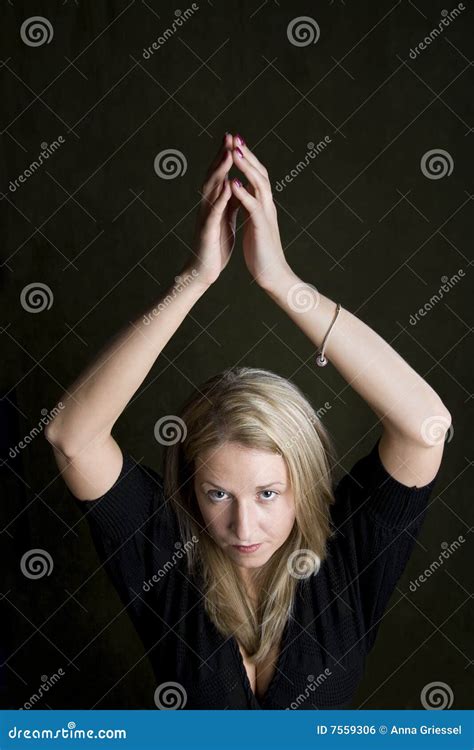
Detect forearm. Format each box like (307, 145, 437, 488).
(263, 267, 450, 444)
(45, 263, 209, 454)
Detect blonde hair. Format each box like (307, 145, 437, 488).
(163, 366, 338, 665)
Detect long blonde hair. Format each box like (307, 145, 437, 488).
(162, 367, 338, 664)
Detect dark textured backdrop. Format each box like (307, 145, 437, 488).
(1, 0, 472, 710)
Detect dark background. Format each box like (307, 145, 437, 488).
(1, 0, 472, 710)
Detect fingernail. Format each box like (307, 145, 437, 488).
(235, 134, 245, 146)
(234, 147, 244, 159)
(223, 131, 231, 141)
(233, 178, 242, 187)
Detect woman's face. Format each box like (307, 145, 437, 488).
(194, 441, 296, 570)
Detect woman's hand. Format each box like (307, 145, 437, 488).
(187, 133, 240, 286)
(229, 136, 290, 291)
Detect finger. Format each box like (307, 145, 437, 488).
(232, 135, 269, 179)
(202, 148, 233, 203)
(210, 176, 232, 216)
(211, 132, 231, 169)
(204, 132, 232, 181)
(231, 148, 271, 199)
(230, 178, 258, 213)
(223, 131, 233, 149)
(226, 188, 241, 230)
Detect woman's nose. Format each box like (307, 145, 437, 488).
(231, 501, 255, 542)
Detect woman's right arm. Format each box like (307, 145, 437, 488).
(45, 269, 211, 499)
(45, 132, 240, 501)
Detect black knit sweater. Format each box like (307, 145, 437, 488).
(71, 436, 439, 709)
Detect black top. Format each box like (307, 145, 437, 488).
(71, 437, 439, 710)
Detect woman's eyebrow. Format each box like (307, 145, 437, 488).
(200, 480, 285, 489)
(255, 481, 285, 489)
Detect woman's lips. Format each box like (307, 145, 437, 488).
(232, 543, 262, 553)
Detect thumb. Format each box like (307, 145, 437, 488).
(230, 178, 257, 214)
(211, 177, 233, 217)
(226, 190, 241, 231)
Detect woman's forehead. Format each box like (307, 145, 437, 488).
(195, 442, 287, 480)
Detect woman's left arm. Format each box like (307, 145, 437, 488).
(229, 135, 452, 487)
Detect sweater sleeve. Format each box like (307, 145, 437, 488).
(329, 436, 440, 653)
(69, 448, 182, 631)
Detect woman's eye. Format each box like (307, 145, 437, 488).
(207, 490, 278, 502)
(208, 490, 228, 501)
(260, 490, 278, 501)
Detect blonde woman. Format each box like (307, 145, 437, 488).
(46, 132, 451, 710)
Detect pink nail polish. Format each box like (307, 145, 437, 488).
(235, 134, 245, 146)
(235, 147, 244, 159)
(233, 178, 242, 187)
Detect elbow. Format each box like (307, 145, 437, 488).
(44, 420, 74, 456)
(45, 421, 110, 459)
(44, 402, 68, 447)
(44, 420, 59, 445)
(419, 404, 452, 447)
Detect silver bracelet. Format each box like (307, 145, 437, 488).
(315, 303, 342, 367)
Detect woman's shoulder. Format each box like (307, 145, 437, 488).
(331, 436, 440, 532)
(71, 447, 180, 543)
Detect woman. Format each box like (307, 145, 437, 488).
(45, 132, 451, 710)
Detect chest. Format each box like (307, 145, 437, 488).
(237, 640, 281, 701)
